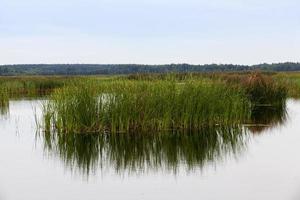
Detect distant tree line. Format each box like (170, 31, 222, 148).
(0, 62, 299, 76)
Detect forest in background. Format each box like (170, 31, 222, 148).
(0, 62, 300, 75)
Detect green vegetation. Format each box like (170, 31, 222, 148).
(0, 72, 296, 132)
(129, 72, 289, 103)
(44, 80, 249, 133)
(218, 72, 287, 105)
(41, 72, 289, 134)
(0, 76, 77, 98)
(274, 72, 300, 98)
(0, 71, 296, 177)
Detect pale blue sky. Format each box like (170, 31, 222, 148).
(0, 0, 299, 64)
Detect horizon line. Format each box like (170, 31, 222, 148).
(1, 62, 300, 67)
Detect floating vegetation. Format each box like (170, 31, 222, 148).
(39, 126, 248, 176)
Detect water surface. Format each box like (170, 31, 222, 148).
(0, 100, 300, 200)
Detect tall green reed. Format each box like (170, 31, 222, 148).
(43, 78, 251, 133)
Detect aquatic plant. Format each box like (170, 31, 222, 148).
(43, 79, 250, 133)
(0, 76, 76, 98)
(273, 72, 300, 98)
(241, 72, 287, 106)
(44, 81, 101, 133)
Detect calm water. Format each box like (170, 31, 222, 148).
(0, 99, 300, 200)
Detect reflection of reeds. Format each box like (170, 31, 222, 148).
(39, 126, 248, 176)
(246, 103, 287, 134)
(0, 87, 9, 116)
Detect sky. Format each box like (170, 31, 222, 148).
(0, 0, 299, 65)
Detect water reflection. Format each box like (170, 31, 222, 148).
(247, 104, 287, 133)
(39, 127, 249, 176)
(0, 100, 9, 116)
(38, 104, 288, 177)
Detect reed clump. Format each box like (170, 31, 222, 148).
(43, 80, 101, 133)
(205, 72, 288, 105)
(273, 72, 300, 98)
(43, 79, 250, 133)
(40, 72, 289, 134)
(241, 72, 287, 106)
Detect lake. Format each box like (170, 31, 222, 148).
(0, 99, 300, 200)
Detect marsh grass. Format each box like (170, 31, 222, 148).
(42, 72, 290, 134)
(241, 73, 287, 106)
(128, 72, 289, 103)
(0, 76, 78, 98)
(0, 72, 287, 133)
(43, 78, 251, 133)
(207, 72, 287, 105)
(43, 80, 101, 133)
(273, 72, 300, 98)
